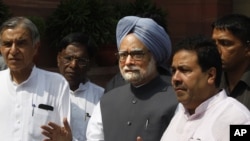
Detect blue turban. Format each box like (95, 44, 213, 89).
(116, 16, 172, 67)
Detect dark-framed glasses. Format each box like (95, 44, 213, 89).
(61, 56, 89, 67)
(115, 50, 149, 62)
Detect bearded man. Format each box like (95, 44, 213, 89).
(86, 16, 178, 141)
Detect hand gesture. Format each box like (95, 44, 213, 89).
(41, 117, 72, 141)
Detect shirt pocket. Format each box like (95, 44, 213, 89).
(28, 106, 53, 139)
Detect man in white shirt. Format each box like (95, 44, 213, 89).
(160, 35, 250, 141)
(41, 32, 104, 141)
(0, 17, 70, 140)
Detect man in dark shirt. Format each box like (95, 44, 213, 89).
(212, 14, 250, 109)
(86, 16, 178, 141)
(39, 16, 178, 141)
(105, 12, 172, 93)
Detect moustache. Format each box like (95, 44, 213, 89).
(172, 82, 186, 90)
(123, 65, 140, 71)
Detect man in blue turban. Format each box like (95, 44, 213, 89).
(38, 16, 178, 141)
(105, 15, 172, 92)
(116, 16, 172, 67)
(87, 16, 177, 141)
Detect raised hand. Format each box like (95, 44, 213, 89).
(41, 117, 72, 141)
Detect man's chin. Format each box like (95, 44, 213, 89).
(123, 73, 137, 80)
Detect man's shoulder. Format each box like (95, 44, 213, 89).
(86, 81, 105, 95)
(36, 67, 65, 80)
(241, 68, 250, 86)
(34, 67, 68, 88)
(102, 83, 130, 98)
(0, 69, 8, 79)
(88, 81, 104, 90)
(218, 96, 250, 122)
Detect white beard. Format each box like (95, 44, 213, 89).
(120, 57, 157, 84)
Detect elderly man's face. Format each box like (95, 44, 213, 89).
(118, 33, 157, 86)
(0, 27, 38, 72)
(57, 44, 90, 91)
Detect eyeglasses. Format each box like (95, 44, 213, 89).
(61, 56, 89, 67)
(115, 50, 149, 62)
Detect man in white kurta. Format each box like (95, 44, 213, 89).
(160, 89, 250, 141)
(41, 32, 104, 141)
(70, 81, 104, 141)
(0, 16, 70, 141)
(0, 66, 70, 140)
(161, 35, 250, 141)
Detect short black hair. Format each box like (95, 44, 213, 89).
(212, 14, 250, 46)
(57, 32, 94, 58)
(174, 35, 222, 87)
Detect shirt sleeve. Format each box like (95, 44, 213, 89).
(86, 102, 104, 141)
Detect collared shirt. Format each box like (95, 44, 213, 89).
(70, 81, 104, 141)
(0, 66, 71, 141)
(160, 89, 250, 141)
(221, 69, 250, 110)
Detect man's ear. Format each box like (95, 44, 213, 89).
(207, 67, 216, 85)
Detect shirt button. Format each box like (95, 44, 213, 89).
(127, 121, 132, 126)
(132, 99, 137, 104)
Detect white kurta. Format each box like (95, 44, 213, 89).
(0, 66, 71, 141)
(160, 89, 250, 141)
(70, 81, 104, 141)
(86, 102, 104, 141)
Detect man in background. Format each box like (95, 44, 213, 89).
(212, 14, 250, 109)
(41, 32, 104, 141)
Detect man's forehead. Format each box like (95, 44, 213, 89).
(2, 28, 30, 38)
(62, 45, 88, 57)
(172, 50, 198, 65)
(119, 47, 145, 52)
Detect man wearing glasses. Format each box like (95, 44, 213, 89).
(40, 16, 177, 141)
(41, 33, 104, 141)
(86, 16, 178, 141)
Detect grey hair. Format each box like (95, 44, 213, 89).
(0, 17, 40, 45)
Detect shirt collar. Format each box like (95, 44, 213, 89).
(70, 80, 90, 94)
(182, 89, 227, 119)
(9, 65, 37, 86)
